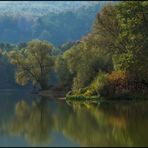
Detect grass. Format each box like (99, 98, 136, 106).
(66, 94, 103, 102)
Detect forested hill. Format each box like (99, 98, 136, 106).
(0, 1, 105, 16)
(0, 1, 110, 46)
(0, 1, 115, 89)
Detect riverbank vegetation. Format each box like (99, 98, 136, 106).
(56, 1, 148, 100)
(0, 1, 148, 101)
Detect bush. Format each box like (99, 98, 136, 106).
(106, 70, 128, 95)
(89, 71, 129, 97)
(107, 70, 127, 84)
(89, 71, 108, 96)
(66, 71, 134, 101)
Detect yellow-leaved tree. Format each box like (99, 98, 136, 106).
(7, 40, 54, 90)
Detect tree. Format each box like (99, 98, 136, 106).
(55, 55, 73, 89)
(113, 1, 148, 81)
(62, 33, 113, 91)
(58, 41, 79, 53)
(7, 40, 54, 90)
(92, 3, 120, 55)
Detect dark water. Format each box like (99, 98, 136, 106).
(0, 90, 148, 147)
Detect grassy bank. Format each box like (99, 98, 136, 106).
(66, 92, 148, 102)
(66, 94, 103, 101)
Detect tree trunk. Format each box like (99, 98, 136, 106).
(39, 80, 49, 90)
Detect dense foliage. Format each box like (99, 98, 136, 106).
(7, 40, 54, 90)
(55, 1, 148, 100)
(0, 1, 147, 99)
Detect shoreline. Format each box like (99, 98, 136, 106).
(38, 90, 66, 100)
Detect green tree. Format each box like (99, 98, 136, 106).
(55, 55, 73, 89)
(7, 40, 54, 90)
(92, 3, 120, 55)
(113, 1, 148, 80)
(63, 34, 113, 91)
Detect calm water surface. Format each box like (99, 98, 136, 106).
(0, 90, 148, 147)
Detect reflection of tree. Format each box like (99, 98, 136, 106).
(54, 100, 148, 147)
(5, 97, 53, 146)
(3, 98, 148, 147)
(54, 101, 118, 146)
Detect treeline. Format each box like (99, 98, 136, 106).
(0, 1, 100, 17)
(0, 1, 148, 99)
(0, 41, 77, 89)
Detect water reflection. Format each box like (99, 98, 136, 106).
(4, 97, 53, 146)
(1, 94, 148, 147)
(63, 101, 148, 147)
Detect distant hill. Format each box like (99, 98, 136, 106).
(0, 1, 108, 17)
(0, 1, 112, 46)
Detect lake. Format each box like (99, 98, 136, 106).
(0, 90, 148, 147)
